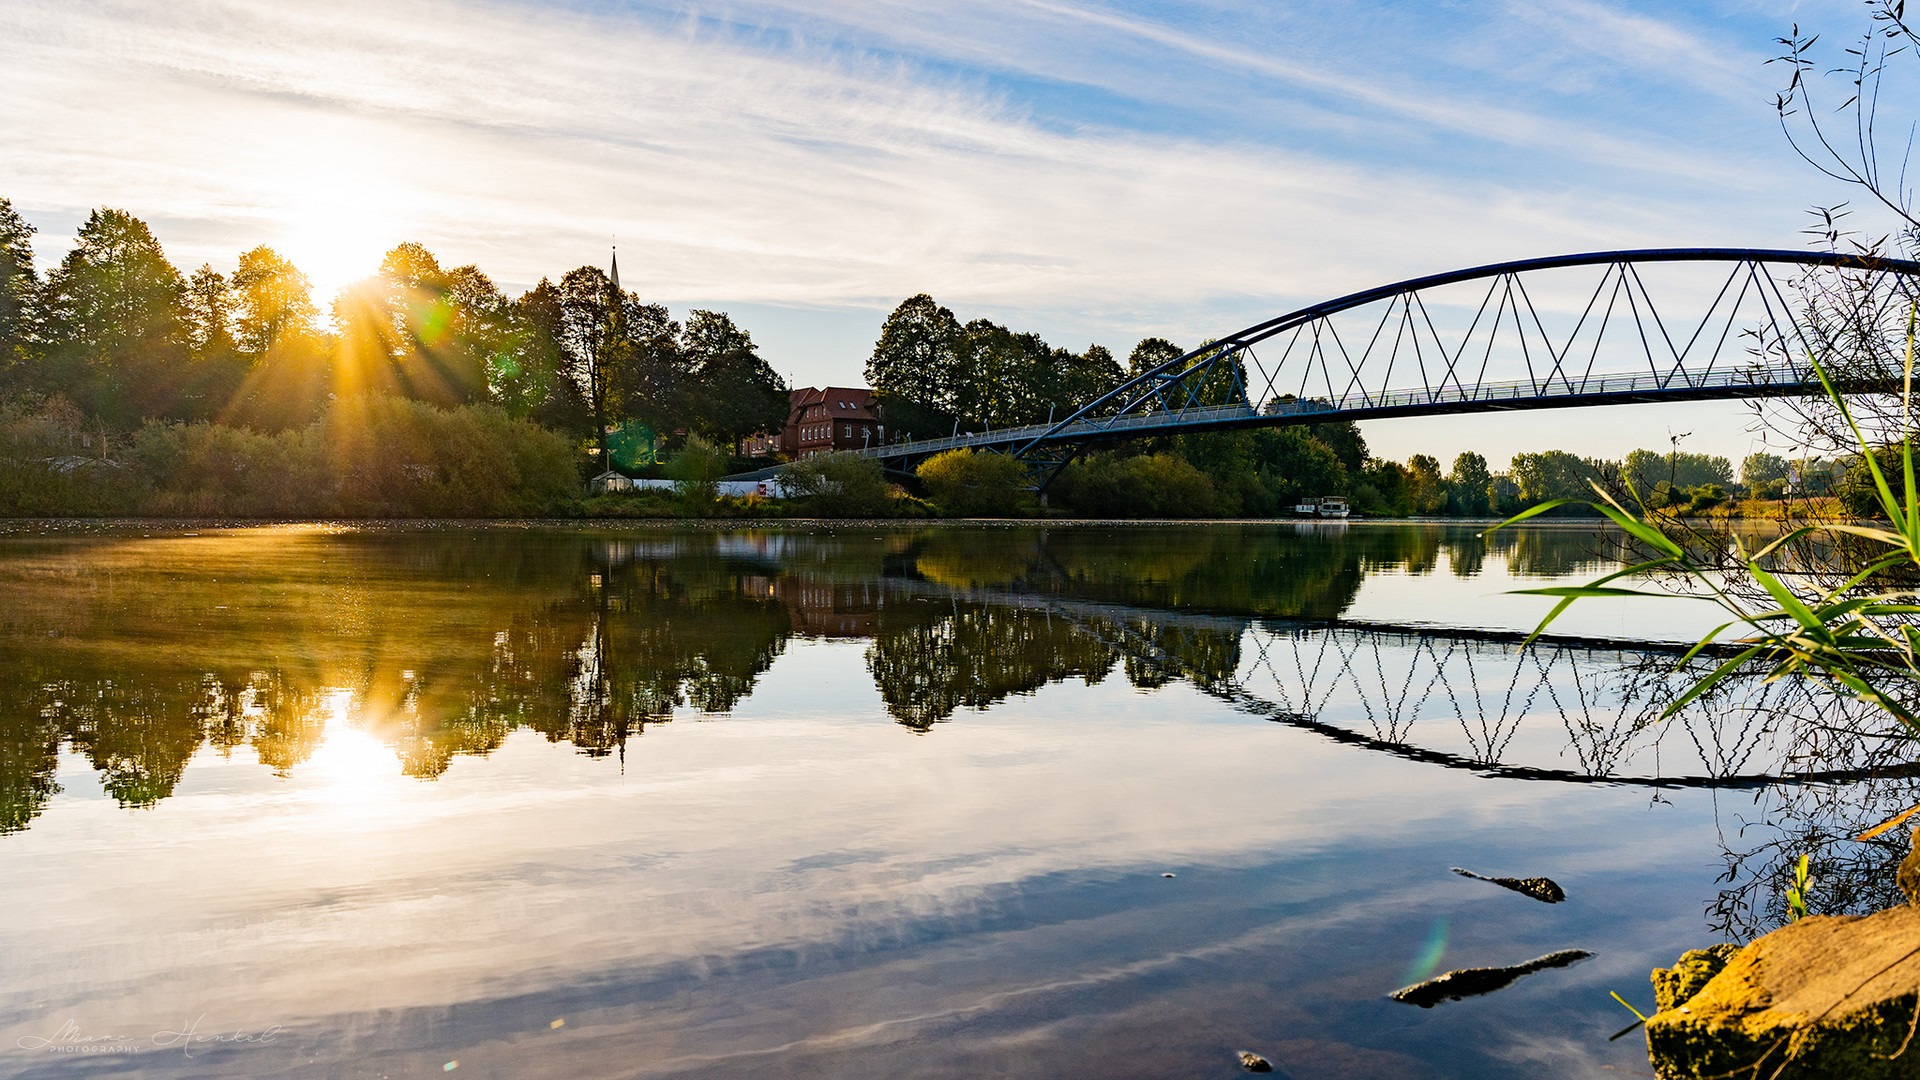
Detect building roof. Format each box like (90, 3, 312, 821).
(788, 386, 879, 419)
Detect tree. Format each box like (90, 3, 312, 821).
(443, 264, 514, 412)
(181, 265, 235, 359)
(868, 294, 961, 416)
(1510, 450, 1603, 505)
(1256, 427, 1348, 508)
(35, 208, 189, 425)
(175, 264, 248, 420)
(1052, 451, 1218, 517)
(1052, 343, 1125, 413)
(1742, 451, 1790, 487)
(1448, 451, 1492, 516)
(1127, 337, 1183, 376)
(1407, 453, 1446, 515)
(231, 246, 318, 355)
(552, 265, 628, 463)
(1309, 421, 1368, 475)
(502, 278, 586, 432)
(0, 198, 37, 380)
(1622, 448, 1731, 494)
(682, 310, 786, 445)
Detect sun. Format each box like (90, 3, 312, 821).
(274, 171, 403, 306)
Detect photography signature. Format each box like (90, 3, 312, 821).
(17, 1016, 283, 1057)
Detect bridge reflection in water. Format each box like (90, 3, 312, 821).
(2, 523, 1915, 938)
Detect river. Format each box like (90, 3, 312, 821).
(0, 521, 1905, 1078)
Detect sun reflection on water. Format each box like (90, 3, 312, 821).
(301, 689, 406, 815)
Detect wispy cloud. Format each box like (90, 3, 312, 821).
(0, 0, 1818, 348)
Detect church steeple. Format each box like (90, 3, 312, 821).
(610, 244, 620, 293)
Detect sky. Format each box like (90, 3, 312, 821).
(0, 0, 1904, 467)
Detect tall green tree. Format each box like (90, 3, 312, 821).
(1741, 451, 1790, 487)
(499, 279, 586, 432)
(1052, 343, 1125, 413)
(951, 318, 1053, 428)
(231, 246, 318, 355)
(35, 208, 189, 426)
(181, 265, 235, 359)
(0, 198, 37, 381)
(682, 310, 786, 446)
(1448, 451, 1493, 515)
(1510, 450, 1603, 505)
(176, 264, 248, 420)
(552, 265, 689, 462)
(868, 294, 962, 415)
(1407, 453, 1446, 514)
(1127, 337, 1183, 375)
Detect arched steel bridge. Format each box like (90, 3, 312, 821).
(847, 248, 1920, 472)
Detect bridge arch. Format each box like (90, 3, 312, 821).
(855, 248, 1920, 471)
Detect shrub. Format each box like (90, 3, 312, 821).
(1052, 452, 1218, 518)
(916, 449, 1033, 517)
(777, 452, 895, 517)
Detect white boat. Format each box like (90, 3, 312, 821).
(1317, 496, 1349, 518)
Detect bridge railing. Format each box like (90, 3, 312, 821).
(861, 361, 1818, 460)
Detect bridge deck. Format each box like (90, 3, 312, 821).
(850, 362, 1824, 463)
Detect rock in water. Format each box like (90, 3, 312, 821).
(1389, 949, 1592, 1008)
(1646, 905, 1920, 1079)
(1898, 828, 1920, 906)
(1237, 1050, 1273, 1072)
(1451, 867, 1567, 903)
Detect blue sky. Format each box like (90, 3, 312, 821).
(0, 0, 1899, 465)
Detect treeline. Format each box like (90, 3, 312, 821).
(0, 199, 788, 514)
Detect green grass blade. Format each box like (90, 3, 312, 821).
(1660, 644, 1765, 718)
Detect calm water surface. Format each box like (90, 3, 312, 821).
(0, 522, 1906, 1079)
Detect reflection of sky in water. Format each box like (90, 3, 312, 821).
(1343, 537, 1721, 643)
(0, 525, 1861, 1078)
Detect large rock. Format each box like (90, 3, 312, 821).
(1646, 905, 1920, 1079)
(1652, 944, 1740, 1012)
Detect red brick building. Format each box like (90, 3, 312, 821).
(740, 386, 885, 459)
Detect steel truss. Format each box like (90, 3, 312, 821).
(855, 249, 1920, 472)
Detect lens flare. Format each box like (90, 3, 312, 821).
(1402, 916, 1449, 985)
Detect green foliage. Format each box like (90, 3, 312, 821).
(1449, 451, 1493, 515)
(1127, 337, 1183, 376)
(1052, 452, 1218, 518)
(868, 294, 961, 420)
(0, 198, 35, 375)
(0, 395, 578, 518)
(916, 448, 1033, 516)
(1510, 450, 1607, 507)
(1786, 853, 1812, 921)
(866, 294, 1125, 432)
(776, 451, 895, 517)
(35, 208, 190, 427)
(1495, 305, 1920, 731)
(231, 246, 319, 354)
(681, 310, 787, 445)
(664, 435, 728, 508)
(1742, 451, 1790, 488)
(1685, 484, 1728, 514)
(1624, 447, 1735, 493)
(1841, 447, 1910, 518)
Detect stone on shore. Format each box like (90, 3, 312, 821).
(1646, 905, 1920, 1079)
(1652, 943, 1740, 1012)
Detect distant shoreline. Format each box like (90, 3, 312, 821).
(0, 515, 1776, 535)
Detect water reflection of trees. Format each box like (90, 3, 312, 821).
(0, 522, 1903, 861)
